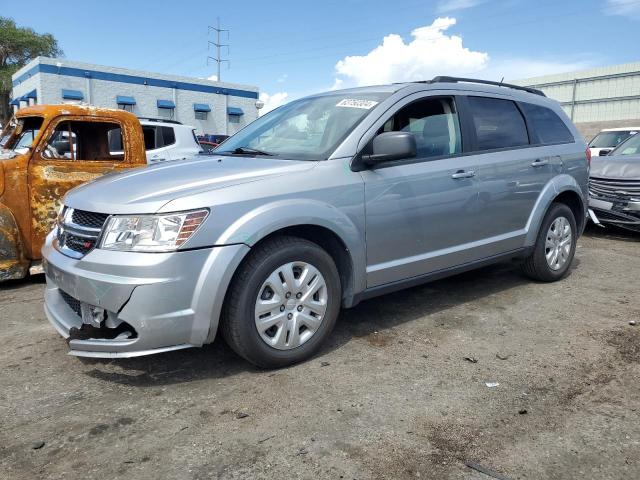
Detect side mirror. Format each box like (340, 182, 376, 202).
(363, 131, 417, 166)
(599, 149, 612, 156)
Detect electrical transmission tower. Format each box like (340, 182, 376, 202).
(207, 18, 229, 81)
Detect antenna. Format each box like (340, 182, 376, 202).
(207, 17, 230, 81)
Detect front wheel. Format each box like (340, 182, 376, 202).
(520, 203, 577, 282)
(221, 236, 341, 368)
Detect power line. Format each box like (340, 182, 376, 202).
(207, 18, 230, 81)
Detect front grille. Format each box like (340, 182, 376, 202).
(55, 208, 109, 258)
(71, 210, 109, 230)
(60, 290, 81, 317)
(589, 176, 640, 202)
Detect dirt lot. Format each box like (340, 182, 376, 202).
(0, 225, 638, 480)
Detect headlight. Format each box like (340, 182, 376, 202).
(100, 209, 209, 252)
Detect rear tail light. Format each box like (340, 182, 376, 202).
(585, 147, 591, 168)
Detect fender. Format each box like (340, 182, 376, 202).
(524, 174, 587, 246)
(194, 199, 367, 344)
(0, 203, 29, 281)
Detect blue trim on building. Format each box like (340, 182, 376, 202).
(62, 89, 84, 100)
(227, 107, 244, 116)
(116, 95, 136, 105)
(157, 99, 176, 109)
(193, 103, 211, 112)
(26, 89, 37, 99)
(20, 94, 30, 102)
(10, 99, 20, 106)
(13, 63, 259, 99)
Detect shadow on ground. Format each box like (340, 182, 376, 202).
(82, 260, 538, 387)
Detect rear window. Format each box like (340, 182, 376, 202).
(521, 103, 574, 145)
(142, 126, 156, 150)
(161, 127, 175, 147)
(467, 97, 529, 151)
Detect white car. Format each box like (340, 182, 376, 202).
(588, 127, 640, 157)
(109, 118, 203, 163)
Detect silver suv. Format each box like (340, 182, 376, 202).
(42, 77, 589, 367)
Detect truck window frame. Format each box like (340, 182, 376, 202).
(34, 115, 130, 164)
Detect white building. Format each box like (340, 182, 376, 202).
(10, 57, 260, 136)
(513, 62, 640, 139)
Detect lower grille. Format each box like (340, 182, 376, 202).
(60, 290, 81, 317)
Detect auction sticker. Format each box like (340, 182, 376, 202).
(336, 99, 379, 109)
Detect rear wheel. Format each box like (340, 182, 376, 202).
(221, 236, 341, 368)
(521, 203, 577, 282)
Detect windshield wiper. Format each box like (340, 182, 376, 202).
(218, 146, 274, 156)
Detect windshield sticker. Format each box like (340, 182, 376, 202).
(336, 99, 379, 110)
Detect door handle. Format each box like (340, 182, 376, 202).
(451, 170, 475, 179)
(531, 158, 549, 167)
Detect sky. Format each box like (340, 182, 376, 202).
(3, 0, 640, 112)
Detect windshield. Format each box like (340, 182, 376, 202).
(0, 116, 44, 153)
(589, 130, 637, 148)
(610, 133, 640, 156)
(217, 92, 391, 160)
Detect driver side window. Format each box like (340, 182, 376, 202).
(380, 97, 462, 159)
(41, 120, 125, 161)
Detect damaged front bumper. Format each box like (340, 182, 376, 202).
(588, 196, 640, 232)
(42, 233, 248, 358)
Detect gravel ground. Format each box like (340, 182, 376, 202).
(0, 225, 638, 480)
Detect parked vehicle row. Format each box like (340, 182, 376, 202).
(39, 77, 589, 367)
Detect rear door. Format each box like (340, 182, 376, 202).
(27, 117, 132, 256)
(458, 95, 561, 253)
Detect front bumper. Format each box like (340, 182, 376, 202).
(42, 234, 249, 358)
(588, 196, 640, 231)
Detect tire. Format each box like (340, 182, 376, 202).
(221, 236, 341, 368)
(520, 203, 577, 282)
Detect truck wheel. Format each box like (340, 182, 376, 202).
(521, 203, 577, 282)
(221, 236, 341, 368)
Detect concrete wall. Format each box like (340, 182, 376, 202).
(11, 57, 259, 135)
(513, 62, 640, 125)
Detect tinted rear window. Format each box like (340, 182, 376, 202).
(468, 96, 529, 151)
(161, 126, 176, 147)
(521, 103, 574, 144)
(142, 126, 156, 150)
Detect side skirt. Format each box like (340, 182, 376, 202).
(348, 247, 531, 307)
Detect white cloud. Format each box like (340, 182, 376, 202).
(334, 18, 489, 87)
(259, 91, 289, 115)
(207, 74, 218, 81)
(436, 0, 485, 13)
(604, 0, 640, 18)
(277, 74, 288, 83)
(333, 17, 597, 88)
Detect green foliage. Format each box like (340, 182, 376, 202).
(0, 16, 63, 120)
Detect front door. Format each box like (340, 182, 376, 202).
(361, 95, 482, 288)
(27, 117, 131, 258)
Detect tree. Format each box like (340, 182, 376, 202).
(0, 17, 62, 123)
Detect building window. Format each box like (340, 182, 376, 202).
(119, 104, 134, 113)
(158, 108, 174, 120)
(195, 110, 208, 121)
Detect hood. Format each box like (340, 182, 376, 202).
(590, 154, 640, 180)
(64, 155, 317, 214)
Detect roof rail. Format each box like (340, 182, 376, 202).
(136, 117, 183, 125)
(426, 76, 546, 97)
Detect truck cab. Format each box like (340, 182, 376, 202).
(0, 105, 146, 281)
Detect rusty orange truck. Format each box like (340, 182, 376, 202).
(0, 105, 147, 281)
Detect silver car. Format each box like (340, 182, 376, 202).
(42, 77, 589, 367)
